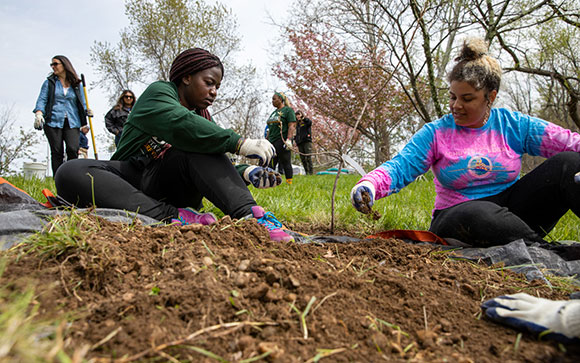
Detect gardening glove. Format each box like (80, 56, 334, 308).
(237, 138, 276, 167)
(243, 166, 282, 189)
(86, 109, 94, 118)
(350, 180, 376, 213)
(481, 293, 580, 343)
(284, 138, 293, 150)
(34, 111, 44, 130)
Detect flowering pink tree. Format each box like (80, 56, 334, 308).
(275, 25, 423, 167)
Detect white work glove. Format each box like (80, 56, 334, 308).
(284, 139, 293, 150)
(86, 109, 94, 118)
(350, 180, 376, 214)
(481, 293, 580, 343)
(237, 138, 276, 167)
(34, 111, 44, 130)
(243, 166, 282, 189)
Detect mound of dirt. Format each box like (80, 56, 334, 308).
(2, 215, 578, 362)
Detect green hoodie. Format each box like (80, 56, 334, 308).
(112, 81, 242, 161)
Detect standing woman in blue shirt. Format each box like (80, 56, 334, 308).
(33, 55, 90, 176)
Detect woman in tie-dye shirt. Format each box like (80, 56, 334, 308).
(351, 37, 580, 247)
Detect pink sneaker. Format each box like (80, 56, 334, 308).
(172, 207, 217, 226)
(251, 206, 294, 242)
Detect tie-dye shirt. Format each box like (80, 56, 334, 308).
(360, 108, 580, 215)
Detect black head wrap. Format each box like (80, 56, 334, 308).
(169, 48, 224, 85)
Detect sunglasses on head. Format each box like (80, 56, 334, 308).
(50, 62, 61, 67)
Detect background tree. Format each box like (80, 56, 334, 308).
(0, 105, 39, 175)
(90, 0, 265, 133)
(465, 0, 580, 128)
(275, 26, 422, 166)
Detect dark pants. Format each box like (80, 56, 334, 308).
(429, 152, 580, 247)
(114, 131, 122, 147)
(55, 149, 257, 222)
(298, 141, 313, 175)
(44, 121, 80, 176)
(270, 139, 293, 179)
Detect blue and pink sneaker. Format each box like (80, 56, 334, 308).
(251, 206, 294, 243)
(172, 207, 217, 226)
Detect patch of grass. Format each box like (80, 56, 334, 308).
(0, 259, 75, 361)
(20, 209, 100, 259)
(9, 172, 579, 241)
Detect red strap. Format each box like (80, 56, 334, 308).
(41, 189, 56, 208)
(367, 229, 448, 245)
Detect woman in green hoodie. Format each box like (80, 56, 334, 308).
(55, 48, 293, 243)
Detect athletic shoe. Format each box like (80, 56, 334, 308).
(251, 206, 294, 242)
(286, 178, 293, 185)
(172, 207, 217, 226)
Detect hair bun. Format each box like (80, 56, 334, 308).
(456, 37, 489, 62)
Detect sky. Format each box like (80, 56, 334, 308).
(0, 0, 291, 173)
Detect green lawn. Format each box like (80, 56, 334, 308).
(6, 173, 580, 241)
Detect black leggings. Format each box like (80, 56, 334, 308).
(429, 152, 580, 247)
(55, 149, 257, 222)
(44, 121, 80, 176)
(270, 139, 293, 179)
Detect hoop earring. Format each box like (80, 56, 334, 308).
(483, 104, 491, 125)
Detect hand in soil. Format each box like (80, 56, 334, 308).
(360, 190, 381, 220)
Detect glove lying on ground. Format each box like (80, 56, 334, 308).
(34, 111, 44, 130)
(243, 166, 282, 189)
(350, 181, 376, 213)
(237, 138, 276, 166)
(481, 292, 580, 343)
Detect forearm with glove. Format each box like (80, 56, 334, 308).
(236, 138, 276, 166)
(243, 166, 282, 189)
(34, 111, 44, 130)
(350, 181, 376, 214)
(481, 293, 580, 343)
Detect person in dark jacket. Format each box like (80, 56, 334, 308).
(78, 126, 90, 159)
(294, 110, 314, 175)
(55, 48, 293, 242)
(105, 90, 136, 147)
(33, 55, 91, 175)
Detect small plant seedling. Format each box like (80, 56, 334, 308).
(149, 286, 160, 296)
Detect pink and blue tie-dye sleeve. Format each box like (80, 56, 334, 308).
(359, 123, 436, 200)
(515, 112, 580, 157)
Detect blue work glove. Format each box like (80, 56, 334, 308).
(237, 138, 276, 166)
(243, 166, 282, 189)
(481, 293, 580, 343)
(350, 181, 376, 213)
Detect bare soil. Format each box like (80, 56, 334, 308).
(2, 215, 579, 362)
